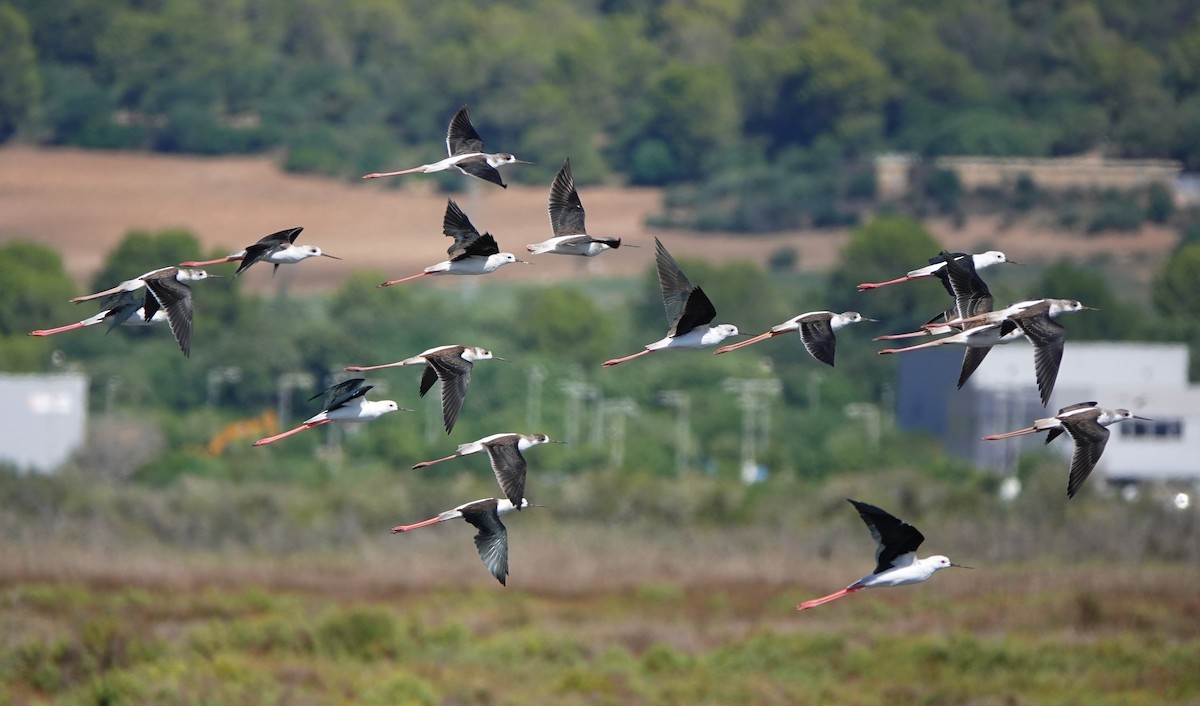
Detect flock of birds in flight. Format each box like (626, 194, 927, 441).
(27, 106, 1152, 607)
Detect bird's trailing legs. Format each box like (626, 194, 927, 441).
(857, 275, 924, 291)
(69, 285, 129, 303)
(253, 419, 330, 446)
(391, 515, 450, 533)
(601, 349, 654, 367)
(179, 255, 240, 267)
(344, 361, 408, 372)
(379, 272, 433, 287)
(713, 330, 781, 355)
(30, 321, 92, 336)
(362, 166, 427, 180)
(412, 453, 464, 469)
(796, 585, 865, 611)
(981, 426, 1041, 441)
(877, 337, 949, 355)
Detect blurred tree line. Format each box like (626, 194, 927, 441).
(2, 0, 1200, 231)
(5, 218, 1197, 487)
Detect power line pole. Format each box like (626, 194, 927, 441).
(559, 380, 597, 445)
(276, 372, 315, 427)
(526, 364, 546, 429)
(722, 377, 782, 484)
(603, 398, 639, 468)
(657, 390, 692, 475)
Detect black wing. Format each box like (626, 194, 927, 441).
(427, 354, 473, 434)
(455, 158, 507, 188)
(443, 200, 498, 259)
(1013, 312, 1067, 406)
(548, 159, 586, 236)
(446, 106, 484, 156)
(799, 318, 836, 367)
(142, 269, 194, 357)
(310, 378, 371, 411)
(957, 347, 991, 389)
(655, 238, 716, 336)
(939, 250, 993, 323)
(235, 227, 303, 276)
(460, 502, 510, 585)
(101, 292, 143, 331)
(1062, 419, 1110, 499)
(848, 499, 925, 574)
(929, 252, 970, 298)
(483, 440, 527, 508)
(418, 365, 439, 397)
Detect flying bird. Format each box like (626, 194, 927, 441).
(412, 433, 558, 507)
(30, 291, 167, 337)
(179, 227, 340, 275)
(714, 311, 873, 366)
(362, 106, 529, 188)
(379, 200, 528, 286)
(983, 403, 1151, 498)
(857, 250, 1015, 291)
(253, 378, 406, 446)
(345, 345, 504, 434)
(526, 158, 634, 256)
(796, 499, 969, 611)
(392, 497, 533, 585)
(602, 238, 739, 367)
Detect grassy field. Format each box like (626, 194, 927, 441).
(1, 464, 1198, 706)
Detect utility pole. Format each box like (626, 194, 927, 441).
(603, 398, 639, 468)
(526, 364, 546, 429)
(206, 367, 242, 407)
(843, 403, 881, 453)
(657, 390, 692, 475)
(722, 377, 782, 484)
(276, 372, 315, 428)
(560, 380, 598, 445)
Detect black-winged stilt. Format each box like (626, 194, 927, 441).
(379, 199, 528, 287)
(602, 238, 740, 367)
(362, 106, 529, 188)
(796, 499, 969, 611)
(526, 158, 634, 256)
(857, 250, 1014, 291)
(713, 311, 873, 366)
(345, 345, 504, 434)
(412, 433, 558, 507)
(392, 497, 533, 586)
(30, 291, 167, 337)
(179, 226, 339, 275)
(983, 403, 1151, 498)
(253, 378, 406, 446)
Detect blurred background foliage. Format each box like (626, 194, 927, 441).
(3, 0, 1200, 232)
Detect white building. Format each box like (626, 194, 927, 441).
(0, 373, 88, 472)
(897, 342, 1197, 485)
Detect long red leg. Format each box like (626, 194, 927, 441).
(253, 420, 330, 446)
(878, 338, 949, 355)
(412, 453, 462, 470)
(858, 275, 923, 291)
(873, 329, 936, 341)
(982, 426, 1039, 441)
(391, 515, 449, 533)
(379, 272, 431, 287)
(29, 322, 87, 336)
(363, 166, 426, 179)
(796, 585, 864, 611)
(345, 361, 407, 372)
(179, 256, 238, 267)
(601, 349, 653, 367)
(713, 331, 780, 355)
(70, 285, 126, 303)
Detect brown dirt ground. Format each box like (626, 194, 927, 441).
(0, 145, 1179, 293)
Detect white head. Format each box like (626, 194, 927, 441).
(1102, 408, 1152, 427)
(715, 324, 740, 337)
(490, 152, 530, 167)
(1047, 299, 1093, 317)
(178, 269, 213, 282)
(974, 251, 1013, 268)
(925, 555, 970, 571)
(833, 311, 876, 329)
(302, 245, 341, 261)
(489, 253, 530, 270)
(463, 347, 503, 363)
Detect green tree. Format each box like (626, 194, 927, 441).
(0, 4, 41, 141)
(1151, 244, 1200, 321)
(0, 241, 75, 371)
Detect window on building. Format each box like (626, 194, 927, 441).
(1120, 419, 1183, 438)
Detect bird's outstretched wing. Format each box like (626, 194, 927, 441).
(460, 502, 510, 585)
(310, 378, 371, 411)
(443, 200, 499, 258)
(548, 159, 586, 236)
(799, 318, 836, 367)
(142, 269, 194, 357)
(483, 440, 527, 508)
(655, 238, 716, 337)
(848, 499, 925, 574)
(236, 227, 304, 276)
(428, 354, 473, 434)
(1063, 420, 1110, 498)
(446, 106, 485, 156)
